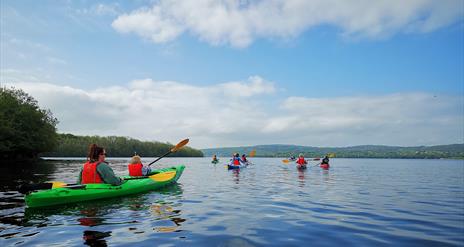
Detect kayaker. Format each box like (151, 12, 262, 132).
(212, 154, 219, 163)
(241, 154, 248, 163)
(296, 153, 307, 168)
(319, 155, 330, 169)
(128, 155, 151, 176)
(77, 144, 123, 185)
(230, 153, 241, 167)
(321, 155, 329, 165)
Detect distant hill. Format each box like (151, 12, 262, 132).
(202, 144, 464, 159)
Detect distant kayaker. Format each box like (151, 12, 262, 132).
(212, 154, 219, 163)
(321, 155, 329, 165)
(241, 154, 248, 163)
(296, 154, 307, 169)
(230, 153, 241, 166)
(78, 144, 123, 185)
(128, 155, 151, 176)
(296, 153, 307, 167)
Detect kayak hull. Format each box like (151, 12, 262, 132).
(297, 165, 307, 170)
(227, 164, 246, 170)
(320, 163, 330, 170)
(25, 165, 185, 208)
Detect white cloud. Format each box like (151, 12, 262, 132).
(4, 78, 462, 148)
(112, 0, 463, 47)
(264, 93, 464, 146)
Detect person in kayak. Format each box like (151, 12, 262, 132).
(230, 153, 242, 167)
(128, 155, 151, 176)
(241, 154, 248, 163)
(321, 155, 330, 165)
(212, 154, 219, 163)
(318, 155, 330, 169)
(296, 153, 307, 168)
(77, 144, 123, 185)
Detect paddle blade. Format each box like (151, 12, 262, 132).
(282, 159, 290, 163)
(149, 171, 176, 182)
(50, 181, 68, 189)
(327, 153, 336, 158)
(18, 181, 78, 194)
(249, 149, 256, 157)
(170, 138, 189, 152)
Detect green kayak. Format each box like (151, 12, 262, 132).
(25, 165, 185, 208)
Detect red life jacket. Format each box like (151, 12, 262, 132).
(296, 157, 307, 165)
(81, 161, 103, 184)
(128, 163, 144, 176)
(233, 158, 240, 166)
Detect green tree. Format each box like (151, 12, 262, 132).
(0, 87, 58, 160)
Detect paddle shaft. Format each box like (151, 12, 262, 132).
(147, 138, 189, 167)
(18, 183, 84, 194)
(147, 151, 172, 167)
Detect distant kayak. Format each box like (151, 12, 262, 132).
(211, 160, 219, 164)
(227, 164, 246, 170)
(297, 164, 307, 170)
(320, 163, 330, 170)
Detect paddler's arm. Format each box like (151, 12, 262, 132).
(96, 163, 123, 186)
(142, 165, 151, 176)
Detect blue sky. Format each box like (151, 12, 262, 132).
(1, 0, 463, 148)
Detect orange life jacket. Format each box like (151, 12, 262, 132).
(81, 161, 103, 184)
(296, 157, 307, 165)
(128, 163, 144, 176)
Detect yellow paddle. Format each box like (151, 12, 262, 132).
(148, 139, 190, 167)
(249, 149, 256, 157)
(50, 181, 68, 188)
(282, 159, 290, 163)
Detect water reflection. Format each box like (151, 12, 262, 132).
(322, 169, 330, 183)
(231, 169, 240, 184)
(297, 168, 306, 187)
(83, 230, 111, 247)
(150, 204, 186, 233)
(0, 160, 58, 191)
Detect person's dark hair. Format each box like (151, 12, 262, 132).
(87, 144, 104, 162)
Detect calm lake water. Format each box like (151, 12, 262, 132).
(0, 158, 463, 246)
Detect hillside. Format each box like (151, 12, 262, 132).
(202, 144, 464, 159)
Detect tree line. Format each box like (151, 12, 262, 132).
(42, 133, 204, 158)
